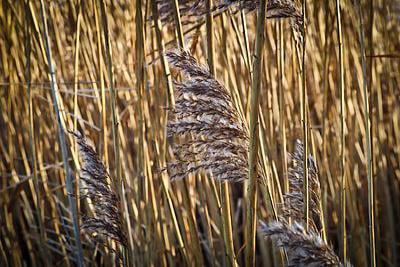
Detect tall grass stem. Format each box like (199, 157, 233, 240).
(357, 2, 376, 266)
(39, 1, 84, 266)
(245, 0, 268, 266)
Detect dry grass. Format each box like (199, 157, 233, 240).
(1, 0, 399, 266)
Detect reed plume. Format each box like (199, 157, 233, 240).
(260, 220, 342, 267)
(165, 49, 249, 181)
(73, 132, 127, 246)
(155, 0, 303, 46)
(156, 0, 204, 25)
(260, 140, 346, 266)
(157, 0, 301, 21)
(283, 139, 323, 231)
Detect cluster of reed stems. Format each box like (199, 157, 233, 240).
(1, 0, 399, 266)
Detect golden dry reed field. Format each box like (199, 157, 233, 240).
(0, 0, 399, 266)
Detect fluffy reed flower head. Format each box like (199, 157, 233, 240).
(165, 49, 249, 181)
(215, 0, 302, 18)
(259, 220, 342, 267)
(73, 132, 127, 246)
(260, 140, 347, 266)
(156, 0, 205, 25)
(155, 0, 303, 48)
(283, 139, 323, 231)
(157, 0, 301, 21)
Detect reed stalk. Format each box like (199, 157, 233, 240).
(98, 0, 120, 186)
(356, 2, 376, 266)
(151, 0, 175, 106)
(218, 15, 230, 264)
(321, 1, 331, 244)
(206, 0, 215, 76)
(171, 0, 185, 48)
(73, 0, 83, 134)
(92, 0, 108, 164)
(39, 1, 84, 266)
(335, 0, 347, 262)
(245, 0, 268, 266)
(277, 20, 288, 196)
(300, 0, 309, 232)
(134, 0, 147, 263)
(25, 1, 49, 264)
(241, 10, 253, 77)
(208, 4, 237, 265)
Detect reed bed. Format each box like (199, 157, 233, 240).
(1, 0, 399, 266)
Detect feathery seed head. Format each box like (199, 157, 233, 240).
(259, 220, 343, 267)
(73, 131, 127, 246)
(260, 140, 349, 266)
(282, 139, 323, 231)
(155, 0, 303, 49)
(166, 49, 249, 182)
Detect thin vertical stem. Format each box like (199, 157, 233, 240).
(301, 0, 309, 231)
(98, 0, 120, 184)
(25, 0, 49, 264)
(151, 0, 175, 106)
(98, 0, 127, 262)
(245, 0, 268, 266)
(277, 21, 288, 196)
(220, 183, 238, 266)
(321, 0, 330, 168)
(320, 1, 331, 243)
(73, 0, 83, 133)
(357, 2, 376, 266)
(206, 0, 215, 76)
(213, 9, 237, 266)
(181, 181, 205, 266)
(93, 0, 108, 165)
(136, 0, 147, 214)
(335, 0, 346, 262)
(366, 1, 377, 263)
(171, 0, 185, 48)
(39, 1, 84, 266)
(241, 10, 253, 77)
(134, 0, 147, 262)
